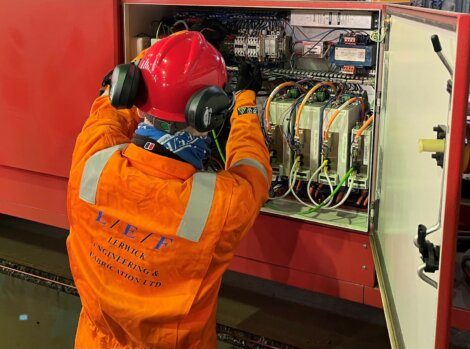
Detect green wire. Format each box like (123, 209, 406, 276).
(301, 167, 355, 215)
(211, 129, 226, 165)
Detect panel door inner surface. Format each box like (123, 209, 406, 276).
(374, 12, 457, 349)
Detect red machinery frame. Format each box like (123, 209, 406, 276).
(0, 0, 122, 228)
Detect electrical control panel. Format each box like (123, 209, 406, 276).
(124, 7, 381, 232)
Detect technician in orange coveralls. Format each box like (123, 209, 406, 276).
(66, 31, 270, 348)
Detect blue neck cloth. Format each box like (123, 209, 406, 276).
(134, 123, 211, 170)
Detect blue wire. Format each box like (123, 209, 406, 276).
(279, 96, 304, 150)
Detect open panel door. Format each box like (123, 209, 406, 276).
(371, 6, 470, 349)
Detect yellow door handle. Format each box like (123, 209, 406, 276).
(418, 139, 445, 153)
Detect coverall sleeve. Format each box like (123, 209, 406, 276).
(72, 52, 149, 169)
(70, 93, 140, 171)
(222, 90, 272, 241)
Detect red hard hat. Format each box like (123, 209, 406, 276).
(136, 31, 227, 123)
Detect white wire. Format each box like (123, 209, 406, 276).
(274, 158, 310, 204)
(270, 155, 355, 211)
(307, 163, 332, 207)
(287, 159, 301, 194)
(155, 21, 163, 39)
(173, 20, 189, 31)
(289, 165, 318, 208)
(289, 160, 336, 209)
(322, 168, 335, 208)
(269, 158, 299, 200)
(291, 163, 355, 209)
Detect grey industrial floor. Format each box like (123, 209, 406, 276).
(0, 214, 468, 349)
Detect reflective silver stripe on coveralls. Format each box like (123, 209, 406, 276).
(79, 144, 128, 204)
(176, 172, 217, 242)
(231, 158, 269, 185)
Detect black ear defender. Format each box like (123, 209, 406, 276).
(185, 86, 234, 132)
(109, 63, 141, 109)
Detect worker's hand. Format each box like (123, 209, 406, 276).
(236, 61, 262, 94)
(99, 49, 148, 96)
(99, 70, 113, 96)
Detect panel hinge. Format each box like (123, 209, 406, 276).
(371, 199, 380, 231)
(375, 91, 381, 116)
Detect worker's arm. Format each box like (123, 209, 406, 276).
(70, 88, 140, 172)
(71, 52, 150, 171)
(222, 63, 272, 242)
(81, 89, 140, 142)
(225, 90, 271, 205)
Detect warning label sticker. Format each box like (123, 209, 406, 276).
(335, 47, 366, 63)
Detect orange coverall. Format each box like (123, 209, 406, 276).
(66, 90, 271, 348)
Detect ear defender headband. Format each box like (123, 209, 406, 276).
(108, 64, 233, 133)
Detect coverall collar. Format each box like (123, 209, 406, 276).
(123, 143, 196, 180)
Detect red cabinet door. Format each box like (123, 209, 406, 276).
(0, 0, 119, 226)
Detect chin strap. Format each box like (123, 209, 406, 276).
(145, 114, 188, 135)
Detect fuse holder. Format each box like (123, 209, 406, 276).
(418, 139, 445, 153)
